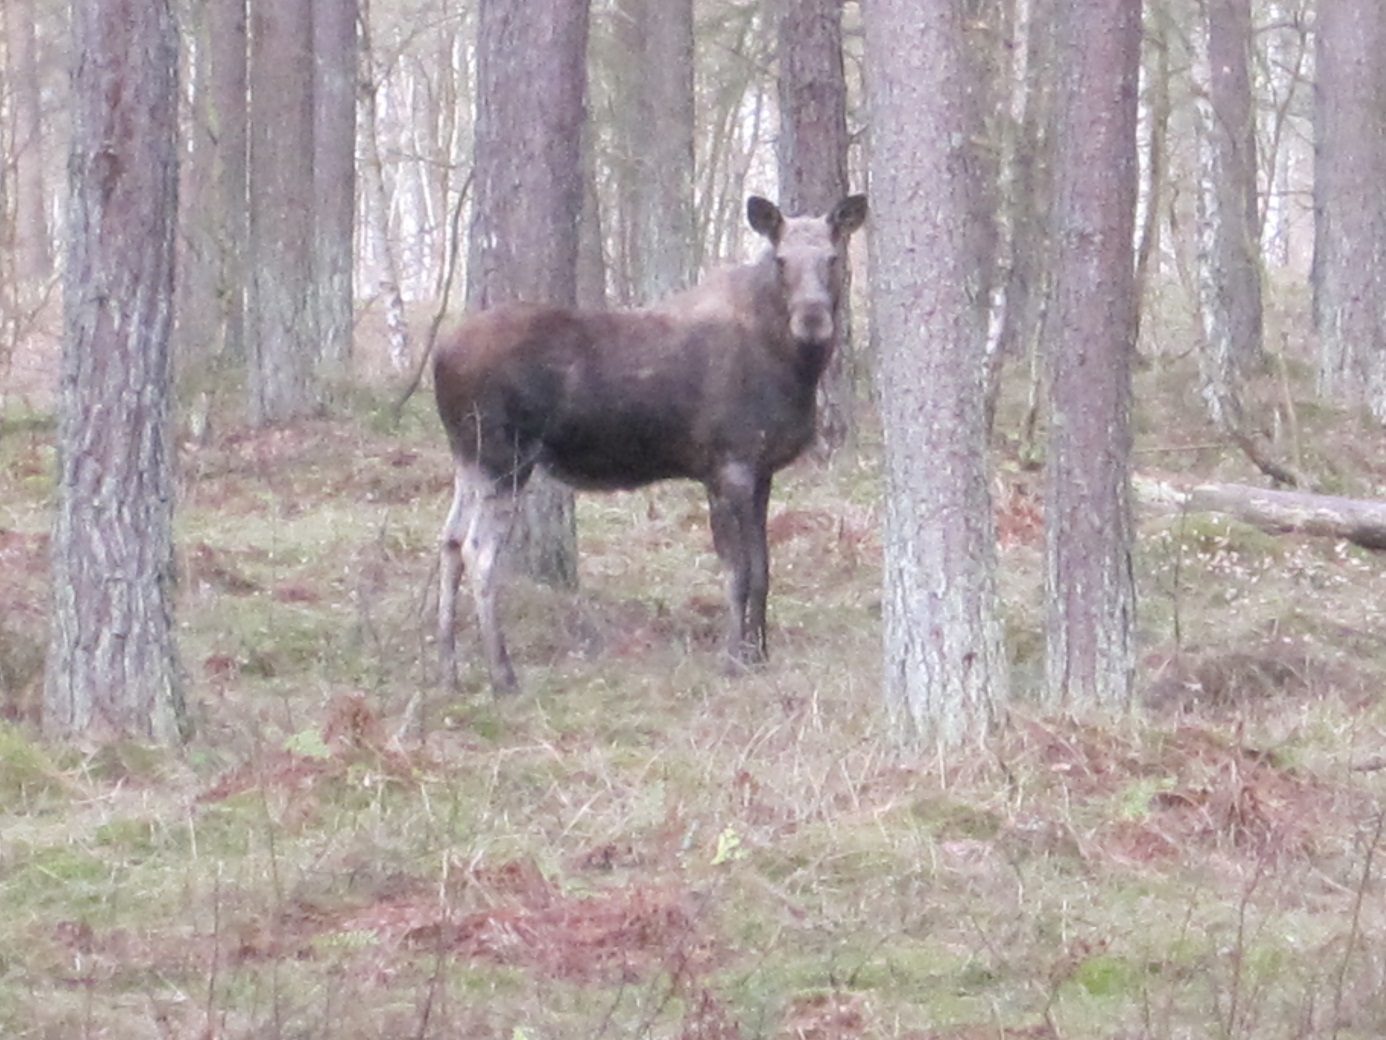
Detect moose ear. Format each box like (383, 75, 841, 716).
(746, 196, 785, 242)
(829, 195, 868, 238)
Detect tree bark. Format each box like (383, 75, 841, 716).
(613, 0, 696, 305)
(1134, 475, 1386, 551)
(358, 0, 411, 373)
(1313, 0, 1386, 417)
(776, 0, 855, 457)
(209, 0, 248, 366)
(868, 0, 1007, 748)
(247, 0, 318, 423)
(47, 0, 186, 743)
(314, 0, 358, 379)
(1043, 0, 1141, 711)
(4, 0, 51, 292)
(467, 0, 589, 588)
(1193, 0, 1263, 428)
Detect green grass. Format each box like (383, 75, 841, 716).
(4, 367, 1386, 1038)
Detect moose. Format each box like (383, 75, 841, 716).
(434, 193, 868, 694)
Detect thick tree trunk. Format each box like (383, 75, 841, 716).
(468, 0, 589, 588)
(1313, 0, 1386, 416)
(247, 0, 318, 423)
(614, 0, 696, 305)
(47, 0, 186, 743)
(776, 0, 855, 457)
(868, 0, 1007, 749)
(1043, 1, 1141, 711)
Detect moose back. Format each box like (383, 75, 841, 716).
(434, 194, 868, 694)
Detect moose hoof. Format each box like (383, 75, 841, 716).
(724, 645, 767, 677)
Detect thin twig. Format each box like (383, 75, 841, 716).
(390, 168, 474, 425)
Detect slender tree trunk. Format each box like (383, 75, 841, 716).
(776, 0, 855, 456)
(468, 0, 589, 588)
(1313, 0, 1386, 417)
(1043, 0, 1140, 711)
(5, 0, 51, 292)
(1134, 0, 1172, 343)
(314, 0, 358, 380)
(358, 0, 410, 373)
(47, 0, 186, 743)
(209, 0, 248, 366)
(247, 0, 318, 423)
(868, 0, 1007, 749)
(995, 0, 1058, 448)
(1193, 0, 1263, 427)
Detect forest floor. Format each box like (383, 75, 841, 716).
(3, 305, 1386, 1038)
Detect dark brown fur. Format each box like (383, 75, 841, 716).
(434, 194, 867, 693)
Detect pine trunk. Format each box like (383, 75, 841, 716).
(776, 0, 855, 456)
(47, 0, 186, 743)
(314, 0, 358, 378)
(467, 0, 589, 588)
(248, 0, 318, 423)
(1313, 0, 1386, 417)
(868, 0, 1007, 748)
(1043, 0, 1141, 711)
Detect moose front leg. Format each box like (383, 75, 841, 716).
(743, 475, 772, 661)
(707, 465, 771, 668)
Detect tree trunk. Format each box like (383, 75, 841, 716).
(1043, 0, 1141, 711)
(994, 0, 1058, 446)
(867, 0, 1007, 749)
(175, 0, 230, 406)
(467, 0, 589, 588)
(776, 0, 855, 457)
(47, 0, 186, 744)
(209, 0, 248, 366)
(1312, 0, 1386, 418)
(613, 0, 696, 305)
(358, 0, 411, 373)
(4, 0, 51, 292)
(1193, 0, 1263, 428)
(314, 0, 358, 380)
(247, 0, 318, 424)
(1134, 0, 1172, 344)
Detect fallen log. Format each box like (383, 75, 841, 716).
(1133, 474, 1386, 551)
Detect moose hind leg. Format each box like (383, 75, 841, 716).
(465, 485, 520, 694)
(438, 470, 471, 691)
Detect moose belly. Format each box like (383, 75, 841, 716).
(538, 418, 695, 490)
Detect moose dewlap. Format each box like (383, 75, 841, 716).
(433, 194, 867, 694)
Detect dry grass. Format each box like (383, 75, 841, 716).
(4, 327, 1386, 1039)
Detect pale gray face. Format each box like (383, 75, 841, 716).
(773, 218, 844, 346)
(746, 195, 868, 347)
